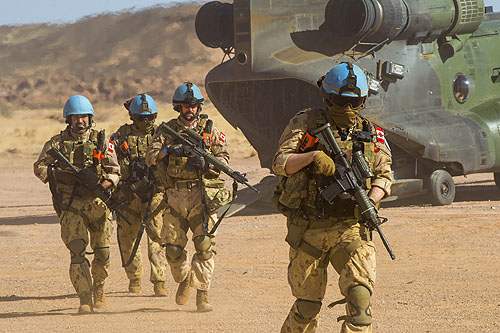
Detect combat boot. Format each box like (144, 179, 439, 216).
(78, 293, 93, 315)
(196, 289, 213, 312)
(154, 281, 168, 297)
(175, 272, 191, 305)
(93, 282, 107, 312)
(129, 278, 142, 293)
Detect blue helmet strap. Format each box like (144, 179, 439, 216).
(339, 62, 361, 97)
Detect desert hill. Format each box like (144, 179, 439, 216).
(0, 3, 221, 109)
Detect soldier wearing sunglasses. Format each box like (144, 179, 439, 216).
(146, 82, 229, 312)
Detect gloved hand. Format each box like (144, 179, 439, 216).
(312, 151, 335, 176)
(53, 168, 78, 183)
(186, 155, 206, 171)
(168, 144, 189, 157)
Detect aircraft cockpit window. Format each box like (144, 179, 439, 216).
(453, 73, 474, 104)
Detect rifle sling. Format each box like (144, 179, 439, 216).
(209, 180, 238, 235)
(119, 194, 154, 267)
(118, 193, 167, 267)
(47, 165, 62, 216)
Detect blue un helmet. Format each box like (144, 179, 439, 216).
(172, 82, 205, 112)
(320, 62, 368, 108)
(63, 95, 94, 119)
(127, 93, 158, 116)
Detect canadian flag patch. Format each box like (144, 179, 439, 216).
(108, 140, 114, 153)
(375, 127, 391, 152)
(220, 132, 226, 143)
(376, 127, 385, 144)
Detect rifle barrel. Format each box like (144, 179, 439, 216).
(157, 122, 260, 193)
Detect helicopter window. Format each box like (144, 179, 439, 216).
(453, 73, 474, 104)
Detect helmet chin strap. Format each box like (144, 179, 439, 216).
(87, 116, 94, 130)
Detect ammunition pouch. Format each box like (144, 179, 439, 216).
(322, 198, 357, 219)
(272, 171, 309, 218)
(285, 215, 309, 250)
(202, 177, 232, 213)
(167, 155, 198, 180)
(278, 171, 308, 209)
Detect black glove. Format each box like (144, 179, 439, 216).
(168, 144, 189, 157)
(186, 155, 205, 171)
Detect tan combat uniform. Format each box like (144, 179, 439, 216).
(146, 116, 229, 292)
(34, 126, 120, 305)
(111, 123, 168, 290)
(273, 108, 392, 333)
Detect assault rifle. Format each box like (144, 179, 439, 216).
(47, 146, 132, 225)
(311, 123, 396, 260)
(156, 122, 259, 193)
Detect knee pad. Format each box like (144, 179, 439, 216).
(94, 247, 110, 265)
(68, 239, 87, 264)
(165, 244, 185, 263)
(347, 285, 372, 326)
(294, 299, 322, 324)
(193, 235, 213, 260)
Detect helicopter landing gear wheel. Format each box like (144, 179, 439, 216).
(429, 170, 455, 205)
(494, 173, 500, 190)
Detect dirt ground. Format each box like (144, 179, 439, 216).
(1, 154, 500, 333)
(1, 108, 500, 332)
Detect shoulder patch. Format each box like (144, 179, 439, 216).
(108, 140, 115, 153)
(219, 132, 226, 143)
(375, 127, 391, 152)
(376, 127, 385, 143)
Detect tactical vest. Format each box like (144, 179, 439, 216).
(275, 108, 376, 219)
(56, 128, 107, 195)
(157, 116, 214, 188)
(113, 124, 155, 182)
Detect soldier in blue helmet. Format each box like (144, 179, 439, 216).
(146, 82, 230, 312)
(272, 63, 392, 332)
(34, 95, 120, 314)
(110, 93, 169, 297)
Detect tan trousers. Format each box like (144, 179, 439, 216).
(117, 192, 168, 283)
(281, 220, 376, 333)
(162, 186, 216, 291)
(60, 196, 112, 296)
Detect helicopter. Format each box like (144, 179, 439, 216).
(195, 0, 500, 205)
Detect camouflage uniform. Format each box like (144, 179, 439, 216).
(146, 116, 229, 293)
(34, 126, 120, 307)
(272, 108, 392, 333)
(111, 123, 168, 291)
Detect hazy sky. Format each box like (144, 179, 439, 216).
(0, 0, 177, 25)
(0, 0, 499, 25)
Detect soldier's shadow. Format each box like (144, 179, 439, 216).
(0, 307, 179, 319)
(0, 293, 180, 318)
(0, 294, 76, 302)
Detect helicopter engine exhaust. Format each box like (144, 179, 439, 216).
(327, 0, 484, 44)
(195, 1, 234, 50)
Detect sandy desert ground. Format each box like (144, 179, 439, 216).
(1, 108, 500, 332)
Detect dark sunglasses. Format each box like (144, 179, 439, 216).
(182, 102, 199, 108)
(330, 94, 365, 108)
(137, 114, 156, 122)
